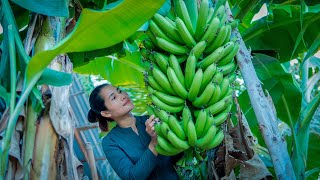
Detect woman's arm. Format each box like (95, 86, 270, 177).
(102, 136, 158, 180)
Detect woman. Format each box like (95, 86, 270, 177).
(87, 84, 180, 180)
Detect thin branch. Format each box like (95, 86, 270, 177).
(225, 2, 296, 179)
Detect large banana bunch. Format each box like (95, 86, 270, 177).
(142, 0, 239, 162)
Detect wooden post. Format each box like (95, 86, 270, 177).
(86, 142, 98, 180)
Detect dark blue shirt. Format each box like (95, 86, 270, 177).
(102, 116, 180, 180)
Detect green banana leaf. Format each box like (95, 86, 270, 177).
(68, 42, 123, 68)
(11, 0, 68, 17)
(241, 4, 320, 62)
(238, 53, 301, 149)
(37, 69, 73, 86)
(25, 0, 165, 87)
(294, 94, 320, 179)
(306, 133, 320, 179)
(74, 51, 146, 87)
(2, 0, 165, 168)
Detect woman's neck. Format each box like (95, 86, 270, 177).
(116, 113, 136, 128)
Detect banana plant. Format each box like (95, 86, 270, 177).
(0, 0, 166, 178)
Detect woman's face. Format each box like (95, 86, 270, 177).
(100, 85, 134, 120)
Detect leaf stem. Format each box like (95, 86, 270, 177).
(8, 25, 16, 115)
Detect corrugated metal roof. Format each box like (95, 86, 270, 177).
(69, 74, 120, 180)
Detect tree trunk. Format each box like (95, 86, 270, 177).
(225, 2, 296, 179)
(30, 15, 77, 179)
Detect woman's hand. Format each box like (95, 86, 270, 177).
(145, 115, 159, 156)
(145, 115, 159, 139)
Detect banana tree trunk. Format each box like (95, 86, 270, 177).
(30, 15, 77, 179)
(224, 2, 296, 179)
(22, 101, 37, 180)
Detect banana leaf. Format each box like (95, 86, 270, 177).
(11, 0, 68, 17)
(74, 51, 145, 87)
(240, 4, 320, 62)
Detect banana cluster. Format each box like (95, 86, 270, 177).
(142, 0, 239, 158)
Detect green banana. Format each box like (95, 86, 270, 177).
(154, 52, 169, 73)
(148, 53, 157, 63)
(142, 38, 155, 50)
(168, 115, 187, 141)
(145, 29, 159, 48)
(156, 37, 189, 55)
(191, 40, 207, 59)
(169, 54, 185, 87)
(214, 112, 228, 126)
(201, 17, 220, 43)
(175, 0, 194, 36)
(196, 125, 217, 149)
(194, 0, 209, 41)
(206, 7, 214, 24)
(197, 46, 225, 69)
(176, 55, 188, 63)
(175, 17, 196, 47)
(202, 113, 214, 137)
(185, 53, 197, 90)
(212, 69, 223, 85)
(184, 0, 198, 30)
(205, 25, 228, 53)
(153, 90, 185, 106)
(228, 72, 237, 83)
(218, 43, 239, 66)
(223, 25, 232, 44)
(192, 81, 215, 108)
(187, 118, 197, 146)
(155, 145, 176, 156)
(167, 130, 190, 150)
(206, 83, 221, 106)
(152, 95, 184, 113)
(207, 95, 232, 115)
(188, 68, 203, 101)
(218, 78, 230, 100)
(219, 62, 236, 76)
(152, 67, 176, 95)
(167, 67, 188, 99)
(160, 121, 170, 139)
(154, 122, 164, 137)
(182, 105, 192, 132)
(205, 97, 226, 116)
(147, 74, 166, 93)
(193, 109, 200, 118)
(149, 19, 176, 44)
(194, 109, 207, 138)
(140, 48, 151, 60)
(224, 87, 234, 97)
(205, 129, 224, 150)
(220, 41, 235, 59)
(165, 16, 176, 27)
(153, 13, 184, 43)
(147, 104, 156, 116)
(153, 107, 169, 123)
(219, 11, 227, 26)
(200, 63, 217, 93)
(157, 135, 182, 154)
(212, 5, 225, 21)
(214, 103, 232, 126)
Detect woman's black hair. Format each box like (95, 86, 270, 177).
(87, 83, 114, 131)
